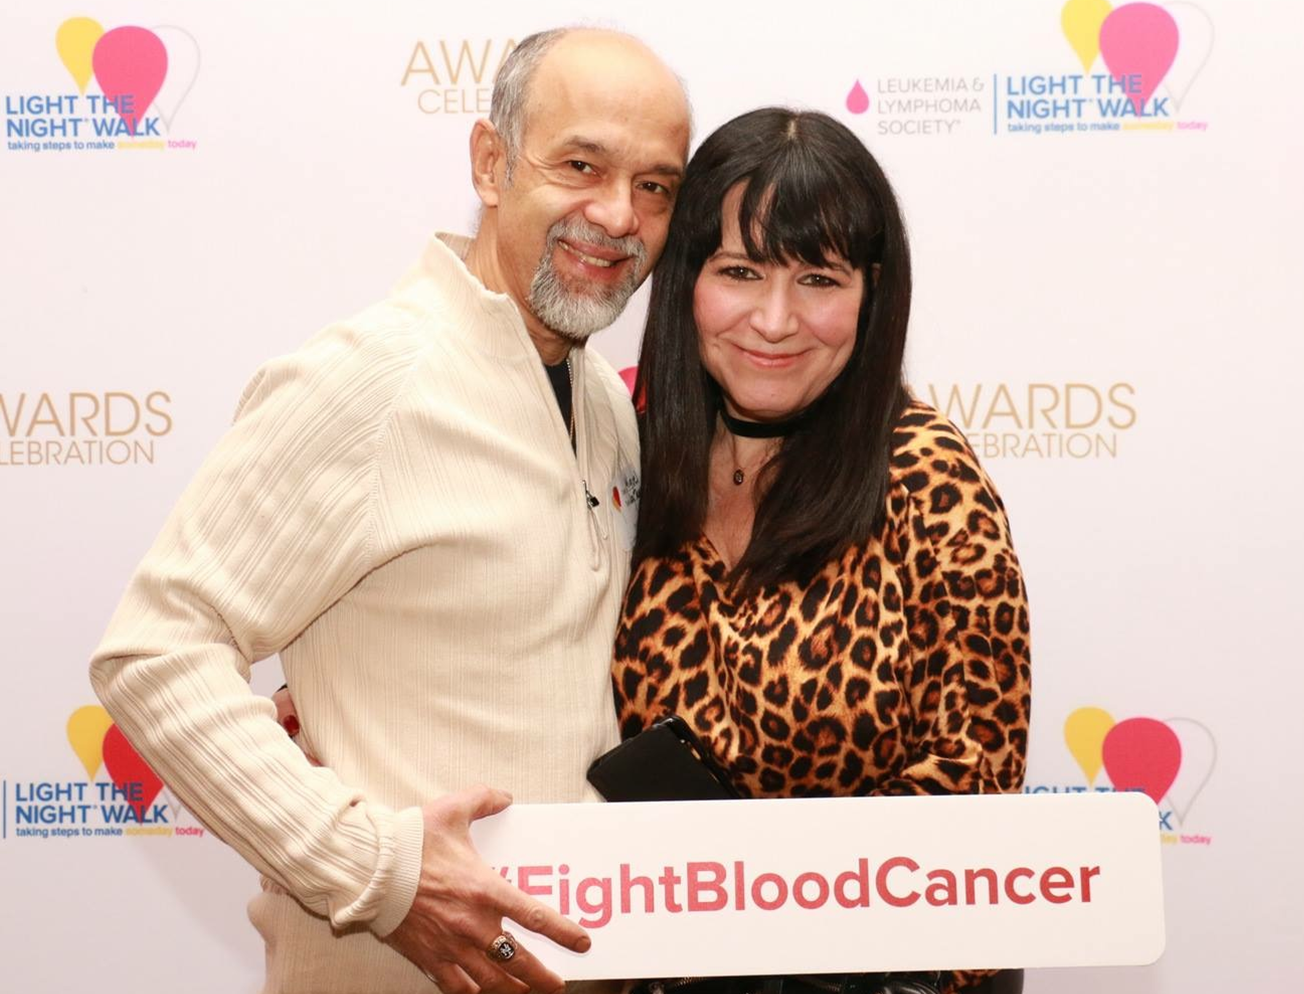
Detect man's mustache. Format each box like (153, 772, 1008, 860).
(545, 218, 647, 267)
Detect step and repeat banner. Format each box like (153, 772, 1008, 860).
(2, 1, 1300, 991)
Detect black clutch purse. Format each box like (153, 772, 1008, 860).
(589, 718, 963, 994)
(587, 714, 740, 802)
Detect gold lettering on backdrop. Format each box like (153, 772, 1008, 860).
(440, 40, 492, 85)
(70, 392, 101, 435)
(29, 393, 63, 435)
(0, 392, 173, 445)
(1107, 383, 1137, 429)
(982, 383, 1021, 429)
(1064, 383, 1103, 429)
(0, 439, 157, 467)
(920, 382, 1137, 458)
(1027, 383, 1060, 428)
(401, 42, 439, 85)
(494, 39, 517, 75)
(145, 391, 173, 436)
(104, 392, 141, 436)
(401, 39, 517, 88)
(0, 393, 26, 435)
(927, 383, 983, 427)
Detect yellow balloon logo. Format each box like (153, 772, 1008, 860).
(55, 16, 105, 95)
(1061, 0, 1113, 72)
(67, 704, 114, 780)
(1064, 706, 1115, 785)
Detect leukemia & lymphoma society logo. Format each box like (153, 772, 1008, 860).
(1026, 706, 1216, 846)
(4, 17, 200, 154)
(842, 1, 1212, 138)
(0, 390, 174, 467)
(400, 37, 518, 115)
(1, 706, 204, 841)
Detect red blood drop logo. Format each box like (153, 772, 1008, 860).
(846, 80, 870, 114)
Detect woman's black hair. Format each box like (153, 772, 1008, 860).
(634, 107, 912, 591)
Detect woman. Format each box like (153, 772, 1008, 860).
(611, 108, 1031, 994)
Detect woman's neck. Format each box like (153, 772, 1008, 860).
(703, 419, 781, 569)
(721, 429, 779, 479)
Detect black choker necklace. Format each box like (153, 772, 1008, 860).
(720, 407, 807, 485)
(719, 407, 808, 439)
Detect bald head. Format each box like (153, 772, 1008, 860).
(491, 28, 690, 177)
(465, 28, 691, 362)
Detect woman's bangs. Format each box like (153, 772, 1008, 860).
(735, 154, 877, 270)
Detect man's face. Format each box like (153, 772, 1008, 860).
(492, 39, 690, 343)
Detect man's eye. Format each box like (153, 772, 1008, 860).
(569, 161, 596, 174)
(636, 180, 671, 196)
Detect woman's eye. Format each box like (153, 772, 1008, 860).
(720, 266, 760, 281)
(800, 273, 841, 288)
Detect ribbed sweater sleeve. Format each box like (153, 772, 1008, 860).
(90, 318, 428, 936)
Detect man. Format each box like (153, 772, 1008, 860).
(90, 28, 691, 994)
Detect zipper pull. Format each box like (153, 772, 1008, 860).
(582, 480, 600, 509)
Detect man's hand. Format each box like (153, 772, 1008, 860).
(270, 692, 573, 988)
(386, 786, 590, 994)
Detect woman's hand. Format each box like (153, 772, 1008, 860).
(271, 686, 320, 765)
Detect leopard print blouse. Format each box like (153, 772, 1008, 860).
(611, 401, 1031, 991)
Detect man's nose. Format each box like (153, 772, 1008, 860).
(584, 182, 639, 239)
(749, 282, 800, 340)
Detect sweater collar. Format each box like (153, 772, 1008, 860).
(393, 232, 543, 362)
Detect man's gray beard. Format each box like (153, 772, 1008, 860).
(528, 221, 645, 342)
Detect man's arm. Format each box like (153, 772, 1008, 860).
(92, 322, 428, 929)
(92, 321, 587, 992)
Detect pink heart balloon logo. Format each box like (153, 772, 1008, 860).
(102, 723, 164, 821)
(91, 26, 168, 135)
(1099, 4, 1180, 115)
(1101, 717, 1181, 805)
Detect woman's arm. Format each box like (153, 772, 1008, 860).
(874, 413, 1032, 797)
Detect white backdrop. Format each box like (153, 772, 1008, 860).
(2, 1, 1301, 990)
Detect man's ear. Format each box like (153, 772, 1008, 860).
(469, 119, 506, 207)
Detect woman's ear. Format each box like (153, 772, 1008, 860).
(469, 119, 506, 207)
(871, 262, 882, 287)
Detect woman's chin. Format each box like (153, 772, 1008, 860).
(725, 393, 806, 423)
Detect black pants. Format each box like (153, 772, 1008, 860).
(965, 973, 1023, 994)
(636, 972, 1022, 994)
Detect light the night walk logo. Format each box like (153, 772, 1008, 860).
(1, 706, 206, 841)
(4, 16, 201, 154)
(1025, 706, 1217, 847)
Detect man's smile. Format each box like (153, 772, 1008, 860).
(558, 239, 628, 269)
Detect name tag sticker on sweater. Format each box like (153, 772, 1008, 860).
(471, 792, 1164, 979)
(610, 465, 640, 550)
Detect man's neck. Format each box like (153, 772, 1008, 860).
(463, 230, 572, 366)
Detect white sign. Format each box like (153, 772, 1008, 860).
(470, 792, 1165, 980)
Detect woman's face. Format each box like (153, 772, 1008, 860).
(694, 186, 864, 422)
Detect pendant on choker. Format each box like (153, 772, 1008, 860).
(732, 469, 745, 486)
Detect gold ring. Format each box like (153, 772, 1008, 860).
(486, 931, 519, 962)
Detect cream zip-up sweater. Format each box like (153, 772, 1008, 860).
(90, 234, 638, 992)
